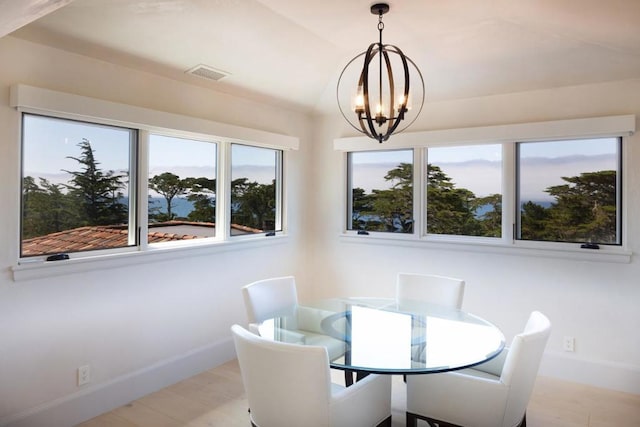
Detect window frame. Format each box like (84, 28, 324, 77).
(424, 143, 503, 240)
(144, 131, 221, 248)
(228, 142, 284, 238)
(514, 136, 622, 247)
(10, 84, 298, 280)
(336, 115, 634, 263)
(346, 148, 416, 235)
(20, 113, 140, 256)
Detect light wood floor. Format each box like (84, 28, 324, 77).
(78, 359, 640, 427)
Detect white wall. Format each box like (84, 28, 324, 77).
(1, 32, 639, 426)
(0, 36, 313, 426)
(306, 78, 640, 394)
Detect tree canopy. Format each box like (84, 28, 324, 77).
(351, 162, 501, 236)
(23, 139, 127, 239)
(521, 170, 617, 243)
(230, 178, 276, 231)
(351, 162, 616, 244)
(23, 141, 617, 246)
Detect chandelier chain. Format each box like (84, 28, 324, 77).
(378, 11, 384, 115)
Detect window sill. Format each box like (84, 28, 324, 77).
(12, 234, 289, 282)
(339, 233, 632, 264)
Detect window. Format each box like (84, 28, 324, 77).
(427, 145, 502, 237)
(339, 115, 631, 259)
(21, 114, 136, 257)
(230, 144, 282, 235)
(19, 114, 286, 260)
(11, 84, 300, 277)
(347, 149, 413, 233)
(148, 135, 217, 243)
(517, 137, 621, 245)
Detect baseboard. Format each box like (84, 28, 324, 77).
(539, 350, 640, 395)
(1, 337, 236, 427)
(5, 344, 636, 427)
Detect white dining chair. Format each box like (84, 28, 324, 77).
(396, 273, 465, 309)
(231, 324, 392, 427)
(406, 310, 552, 427)
(241, 276, 349, 377)
(396, 273, 466, 376)
(242, 275, 298, 325)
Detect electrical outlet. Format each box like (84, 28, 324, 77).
(563, 336, 575, 352)
(78, 365, 91, 386)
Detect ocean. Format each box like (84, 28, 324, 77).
(148, 197, 195, 218)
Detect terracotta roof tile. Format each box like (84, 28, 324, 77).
(22, 223, 204, 257)
(21, 221, 265, 257)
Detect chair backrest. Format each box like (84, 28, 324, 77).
(499, 311, 551, 427)
(242, 276, 298, 324)
(231, 324, 332, 427)
(396, 273, 465, 309)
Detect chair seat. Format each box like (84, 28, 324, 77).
(451, 367, 500, 381)
(264, 326, 346, 361)
(304, 332, 347, 361)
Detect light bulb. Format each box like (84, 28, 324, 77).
(352, 87, 365, 114)
(397, 94, 412, 112)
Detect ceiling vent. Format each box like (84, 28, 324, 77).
(186, 64, 229, 82)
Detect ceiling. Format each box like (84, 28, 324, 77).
(6, 0, 640, 114)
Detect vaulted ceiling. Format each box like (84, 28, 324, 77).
(5, 0, 640, 113)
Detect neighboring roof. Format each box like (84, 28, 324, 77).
(21, 221, 263, 257)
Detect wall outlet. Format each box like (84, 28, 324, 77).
(563, 336, 575, 352)
(78, 365, 91, 386)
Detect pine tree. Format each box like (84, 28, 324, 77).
(148, 172, 187, 221)
(63, 139, 128, 226)
(185, 177, 216, 222)
(368, 162, 414, 232)
(522, 170, 617, 243)
(230, 178, 276, 231)
(426, 164, 482, 235)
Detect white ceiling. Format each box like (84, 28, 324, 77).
(6, 0, 640, 114)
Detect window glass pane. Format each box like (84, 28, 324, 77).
(230, 144, 281, 235)
(518, 138, 620, 244)
(427, 145, 502, 237)
(148, 135, 217, 243)
(348, 150, 413, 233)
(21, 114, 135, 257)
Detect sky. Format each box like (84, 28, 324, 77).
(22, 115, 277, 189)
(23, 114, 618, 203)
(23, 114, 132, 174)
(351, 138, 618, 201)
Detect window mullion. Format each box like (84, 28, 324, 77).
(502, 143, 516, 243)
(137, 130, 150, 250)
(346, 152, 354, 232)
(218, 141, 231, 240)
(616, 137, 623, 245)
(413, 148, 423, 237)
(275, 150, 284, 232)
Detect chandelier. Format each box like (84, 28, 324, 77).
(337, 3, 424, 143)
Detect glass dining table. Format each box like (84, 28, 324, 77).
(257, 297, 505, 383)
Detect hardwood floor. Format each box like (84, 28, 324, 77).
(78, 360, 640, 427)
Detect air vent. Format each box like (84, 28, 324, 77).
(186, 64, 229, 81)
